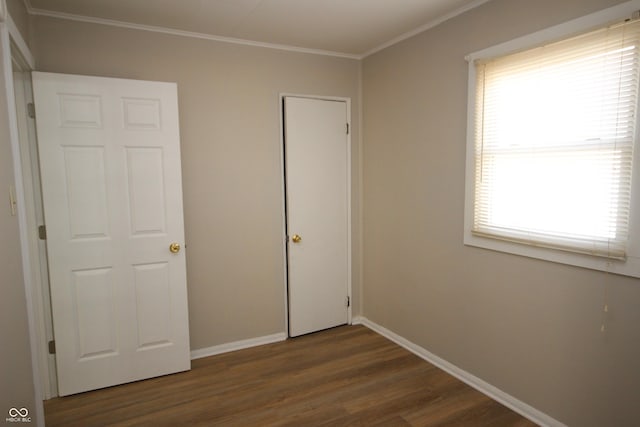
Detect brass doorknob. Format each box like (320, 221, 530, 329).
(169, 243, 181, 253)
(291, 234, 302, 243)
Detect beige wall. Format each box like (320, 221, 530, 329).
(31, 16, 361, 350)
(362, 0, 639, 425)
(0, 19, 37, 425)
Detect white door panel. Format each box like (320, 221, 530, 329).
(33, 72, 190, 396)
(284, 96, 350, 337)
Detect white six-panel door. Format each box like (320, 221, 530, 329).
(284, 96, 350, 337)
(32, 72, 190, 396)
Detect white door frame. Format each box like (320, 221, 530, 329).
(279, 93, 352, 337)
(11, 55, 58, 400)
(1, 9, 46, 426)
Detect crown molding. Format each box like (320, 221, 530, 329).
(362, 0, 493, 58)
(23, 0, 492, 60)
(25, 5, 362, 60)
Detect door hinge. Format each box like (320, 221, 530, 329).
(346, 123, 350, 135)
(27, 102, 36, 119)
(48, 340, 56, 355)
(38, 225, 46, 240)
(346, 296, 350, 307)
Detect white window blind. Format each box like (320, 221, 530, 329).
(472, 19, 640, 260)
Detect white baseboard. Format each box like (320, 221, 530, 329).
(357, 317, 565, 427)
(190, 332, 287, 360)
(351, 315, 365, 325)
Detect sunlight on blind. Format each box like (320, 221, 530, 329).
(473, 19, 640, 259)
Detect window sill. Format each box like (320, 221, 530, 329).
(464, 232, 640, 279)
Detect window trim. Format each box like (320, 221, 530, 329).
(463, 0, 640, 278)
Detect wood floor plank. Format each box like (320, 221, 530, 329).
(44, 325, 537, 426)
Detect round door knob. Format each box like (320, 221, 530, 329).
(291, 234, 302, 243)
(169, 243, 181, 253)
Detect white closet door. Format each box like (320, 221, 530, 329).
(284, 96, 350, 337)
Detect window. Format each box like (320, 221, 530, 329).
(464, 2, 640, 278)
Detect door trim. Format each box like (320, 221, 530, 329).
(12, 64, 57, 400)
(279, 93, 352, 337)
(1, 13, 46, 425)
(9, 20, 57, 399)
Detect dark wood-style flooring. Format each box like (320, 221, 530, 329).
(44, 325, 537, 426)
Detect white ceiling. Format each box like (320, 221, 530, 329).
(26, 0, 489, 58)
